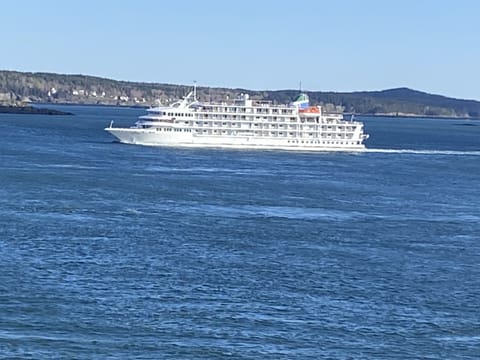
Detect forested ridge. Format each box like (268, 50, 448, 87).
(1, 70, 479, 118)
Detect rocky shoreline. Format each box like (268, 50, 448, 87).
(0, 105, 73, 115)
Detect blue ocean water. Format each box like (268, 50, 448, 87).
(0, 106, 479, 359)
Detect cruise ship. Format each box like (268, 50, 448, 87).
(105, 87, 369, 151)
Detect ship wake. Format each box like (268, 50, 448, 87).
(366, 148, 480, 156)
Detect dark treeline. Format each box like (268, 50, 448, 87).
(1, 70, 479, 118)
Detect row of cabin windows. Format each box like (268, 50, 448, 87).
(204, 108, 294, 115)
(191, 129, 350, 138)
(193, 116, 353, 125)
(154, 126, 361, 145)
(162, 112, 194, 117)
(256, 108, 294, 114)
(192, 116, 296, 126)
(154, 126, 356, 137)
(190, 121, 336, 127)
(188, 119, 355, 131)
(195, 114, 299, 120)
(155, 128, 192, 132)
(287, 140, 361, 145)
(189, 121, 352, 134)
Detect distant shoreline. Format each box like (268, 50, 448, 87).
(32, 102, 149, 109)
(0, 105, 73, 115)
(23, 103, 480, 120)
(348, 113, 480, 120)
(2, 70, 480, 119)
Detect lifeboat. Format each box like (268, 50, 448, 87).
(299, 106, 320, 113)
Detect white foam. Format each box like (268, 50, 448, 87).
(365, 148, 480, 156)
(435, 335, 480, 343)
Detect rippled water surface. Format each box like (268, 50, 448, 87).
(1, 106, 479, 359)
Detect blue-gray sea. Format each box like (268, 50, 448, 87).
(1, 105, 479, 359)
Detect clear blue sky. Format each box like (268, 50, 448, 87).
(1, 0, 479, 99)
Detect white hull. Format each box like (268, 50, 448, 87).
(105, 128, 366, 152)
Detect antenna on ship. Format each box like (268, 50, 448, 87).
(193, 80, 197, 101)
(299, 81, 302, 93)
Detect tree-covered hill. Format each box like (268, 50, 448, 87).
(1, 70, 479, 118)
